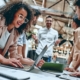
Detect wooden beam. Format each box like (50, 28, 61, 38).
(63, 0, 65, 14)
(32, 0, 37, 5)
(42, 11, 72, 19)
(56, 20, 63, 28)
(36, 1, 42, 4)
(36, 0, 42, 2)
(36, 0, 42, 1)
(42, 11, 72, 23)
(42, 0, 47, 7)
(66, 0, 75, 12)
(48, 0, 62, 9)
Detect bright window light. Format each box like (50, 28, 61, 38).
(0, 0, 6, 6)
(38, 17, 43, 22)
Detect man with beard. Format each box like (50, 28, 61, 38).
(33, 15, 59, 62)
(26, 9, 41, 60)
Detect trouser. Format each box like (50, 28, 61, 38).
(27, 50, 38, 60)
(34, 52, 49, 62)
(27, 50, 49, 62)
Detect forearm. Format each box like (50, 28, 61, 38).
(67, 56, 72, 66)
(9, 42, 19, 58)
(20, 58, 34, 66)
(74, 55, 80, 70)
(22, 44, 26, 58)
(0, 54, 7, 64)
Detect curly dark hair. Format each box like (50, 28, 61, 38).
(74, 0, 80, 7)
(33, 9, 41, 16)
(0, 0, 33, 34)
(73, 14, 80, 27)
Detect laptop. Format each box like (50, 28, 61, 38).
(40, 62, 64, 72)
(24, 45, 48, 71)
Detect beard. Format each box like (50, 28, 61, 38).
(33, 21, 37, 26)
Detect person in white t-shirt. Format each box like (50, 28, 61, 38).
(33, 15, 60, 62)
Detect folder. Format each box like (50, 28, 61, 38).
(41, 62, 64, 72)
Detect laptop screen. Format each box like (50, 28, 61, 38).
(29, 45, 48, 71)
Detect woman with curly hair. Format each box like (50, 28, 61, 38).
(0, 1, 38, 68)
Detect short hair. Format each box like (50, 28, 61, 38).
(0, 1, 33, 34)
(46, 15, 52, 19)
(73, 14, 80, 26)
(33, 9, 41, 16)
(74, 0, 80, 7)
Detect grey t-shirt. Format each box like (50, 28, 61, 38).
(17, 32, 26, 46)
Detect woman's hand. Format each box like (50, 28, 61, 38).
(64, 67, 70, 71)
(2, 58, 23, 68)
(70, 72, 80, 77)
(67, 68, 76, 72)
(37, 59, 45, 67)
(32, 34, 37, 40)
(55, 39, 61, 45)
(64, 67, 77, 72)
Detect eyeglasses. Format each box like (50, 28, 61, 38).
(18, 14, 29, 23)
